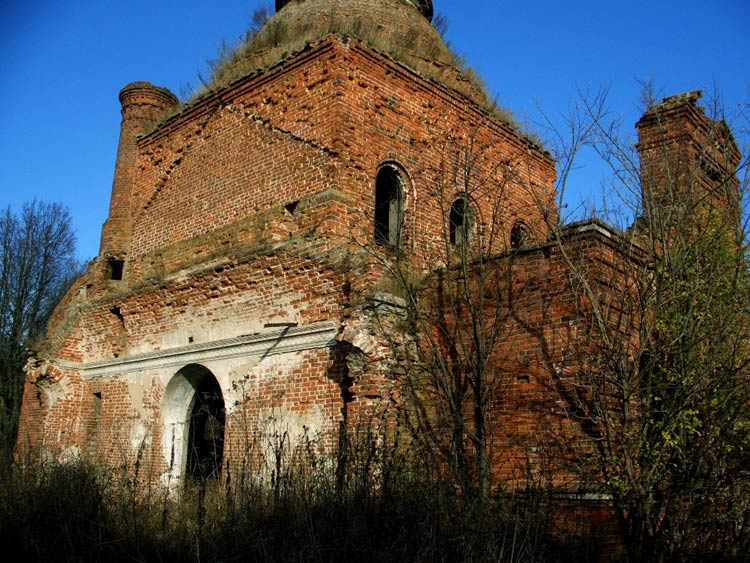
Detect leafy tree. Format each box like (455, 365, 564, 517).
(0, 201, 80, 462)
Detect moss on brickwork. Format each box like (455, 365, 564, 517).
(205, 0, 452, 87)
(188, 0, 522, 130)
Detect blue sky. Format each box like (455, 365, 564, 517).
(1, 0, 748, 261)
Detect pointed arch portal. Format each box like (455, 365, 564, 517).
(161, 364, 225, 483)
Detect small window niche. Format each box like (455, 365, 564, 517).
(374, 165, 406, 249)
(449, 197, 474, 247)
(92, 391, 102, 417)
(107, 258, 124, 281)
(87, 391, 103, 453)
(285, 200, 300, 215)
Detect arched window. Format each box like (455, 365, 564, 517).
(510, 222, 528, 249)
(374, 165, 406, 248)
(450, 197, 473, 247)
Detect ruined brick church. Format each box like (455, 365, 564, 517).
(16, 0, 740, 495)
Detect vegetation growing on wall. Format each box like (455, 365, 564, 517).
(187, 4, 520, 131)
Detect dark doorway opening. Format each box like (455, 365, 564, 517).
(186, 375, 225, 480)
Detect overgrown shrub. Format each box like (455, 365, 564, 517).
(0, 452, 598, 562)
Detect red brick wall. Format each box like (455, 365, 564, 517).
(335, 43, 556, 256)
(121, 39, 556, 284)
(407, 222, 645, 490)
(636, 92, 742, 231)
(18, 36, 556, 486)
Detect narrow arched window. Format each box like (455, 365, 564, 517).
(510, 222, 528, 249)
(374, 165, 406, 248)
(450, 197, 473, 247)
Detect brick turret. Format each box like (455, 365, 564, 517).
(636, 91, 742, 236)
(99, 82, 178, 266)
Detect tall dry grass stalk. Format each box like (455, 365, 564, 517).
(0, 428, 596, 562)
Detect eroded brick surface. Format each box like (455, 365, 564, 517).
(15, 2, 735, 514)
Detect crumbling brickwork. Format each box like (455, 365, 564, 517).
(17, 0, 555, 482)
(15, 0, 735, 515)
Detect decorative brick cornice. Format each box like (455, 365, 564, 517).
(60, 321, 338, 379)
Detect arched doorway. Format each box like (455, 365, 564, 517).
(161, 364, 225, 483)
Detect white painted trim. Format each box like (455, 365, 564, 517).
(61, 321, 338, 379)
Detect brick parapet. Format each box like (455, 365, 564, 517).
(445, 224, 646, 490)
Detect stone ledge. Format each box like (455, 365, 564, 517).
(59, 321, 338, 379)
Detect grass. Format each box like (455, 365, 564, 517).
(180, 5, 528, 136)
(0, 451, 599, 562)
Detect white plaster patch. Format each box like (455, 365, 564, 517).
(152, 288, 306, 355)
(35, 373, 70, 408)
(257, 404, 327, 469)
(77, 321, 336, 380)
(224, 357, 261, 414)
(257, 349, 306, 374)
(130, 421, 150, 453)
(158, 329, 192, 350)
(228, 358, 261, 380)
(59, 445, 82, 464)
(127, 373, 151, 417)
